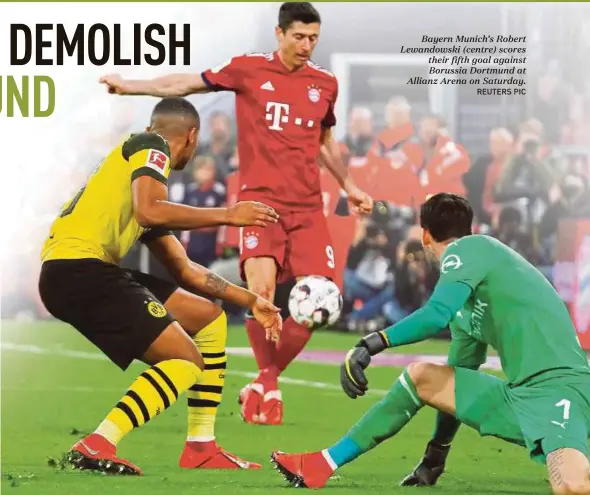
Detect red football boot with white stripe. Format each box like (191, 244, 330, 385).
(271, 450, 334, 488)
(258, 389, 283, 426)
(68, 433, 142, 475)
(179, 441, 261, 469)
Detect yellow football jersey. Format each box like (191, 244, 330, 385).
(41, 133, 172, 265)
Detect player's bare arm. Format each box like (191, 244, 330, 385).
(320, 127, 373, 215)
(146, 234, 282, 341)
(99, 73, 211, 97)
(546, 448, 590, 495)
(132, 176, 279, 230)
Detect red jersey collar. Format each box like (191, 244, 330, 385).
(273, 51, 308, 74)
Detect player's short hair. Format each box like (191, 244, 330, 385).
(278, 2, 321, 31)
(419, 193, 473, 242)
(150, 97, 200, 130)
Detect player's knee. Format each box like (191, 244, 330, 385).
(406, 361, 433, 388)
(202, 301, 224, 327)
(406, 361, 443, 402)
(552, 480, 590, 495)
(195, 311, 228, 351)
(182, 346, 206, 371)
(187, 301, 223, 335)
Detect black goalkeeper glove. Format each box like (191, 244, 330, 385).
(340, 331, 389, 399)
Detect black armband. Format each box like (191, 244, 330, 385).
(139, 227, 174, 244)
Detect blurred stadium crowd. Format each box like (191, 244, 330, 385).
(4, 4, 590, 336)
(7, 76, 590, 329)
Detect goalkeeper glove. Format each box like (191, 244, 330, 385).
(340, 331, 388, 399)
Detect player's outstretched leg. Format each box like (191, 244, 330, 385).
(547, 448, 590, 495)
(179, 309, 261, 469)
(69, 322, 205, 475)
(241, 257, 283, 425)
(271, 362, 456, 488)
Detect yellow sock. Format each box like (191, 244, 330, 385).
(95, 359, 202, 446)
(187, 311, 227, 441)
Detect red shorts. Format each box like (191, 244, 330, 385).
(239, 209, 335, 283)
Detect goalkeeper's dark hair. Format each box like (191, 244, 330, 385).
(150, 97, 200, 131)
(278, 2, 321, 31)
(419, 193, 473, 243)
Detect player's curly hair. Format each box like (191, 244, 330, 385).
(278, 2, 321, 31)
(420, 193, 473, 242)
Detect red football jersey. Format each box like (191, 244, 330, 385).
(202, 52, 339, 211)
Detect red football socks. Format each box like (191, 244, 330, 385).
(247, 316, 312, 390)
(246, 318, 278, 373)
(275, 317, 312, 373)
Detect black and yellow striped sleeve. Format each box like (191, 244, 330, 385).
(122, 133, 172, 186)
(139, 226, 174, 244)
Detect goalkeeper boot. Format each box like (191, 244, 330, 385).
(67, 433, 142, 475)
(179, 441, 261, 469)
(271, 450, 333, 489)
(400, 440, 450, 486)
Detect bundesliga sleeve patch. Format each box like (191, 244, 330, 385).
(145, 149, 169, 174)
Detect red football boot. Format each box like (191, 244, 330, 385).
(271, 450, 334, 488)
(258, 389, 283, 426)
(238, 383, 250, 405)
(179, 441, 261, 469)
(67, 433, 142, 475)
(240, 382, 264, 424)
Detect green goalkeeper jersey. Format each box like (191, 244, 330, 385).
(440, 235, 589, 385)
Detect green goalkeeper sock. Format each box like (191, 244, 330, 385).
(325, 369, 423, 469)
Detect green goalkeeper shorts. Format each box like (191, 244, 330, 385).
(454, 367, 590, 464)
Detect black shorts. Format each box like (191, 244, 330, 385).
(39, 259, 178, 370)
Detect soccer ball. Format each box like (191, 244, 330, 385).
(288, 276, 343, 330)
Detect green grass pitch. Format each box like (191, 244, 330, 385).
(1, 321, 550, 494)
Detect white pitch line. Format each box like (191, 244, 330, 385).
(1, 342, 389, 397)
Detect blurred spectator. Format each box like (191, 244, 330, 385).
(535, 60, 568, 144)
(371, 96, 414, 166)
(180, 156, 226, 267)
(539, 174, 590, 263)
(342, 237, 438, 332)
(229, 148, 239, 172)
(561, 92, 590, 146)
(492, 207, 540, 264)
(494, 123, 560, 231)
(517, 118, 568, 175)
(342, 217, 395, 319)
(464, 127, 515, 225)
(413, 115, 471, 198)
(342, 106, 374, 161)
(388, 239, 438, 322)
(198, 112, 235, 182)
